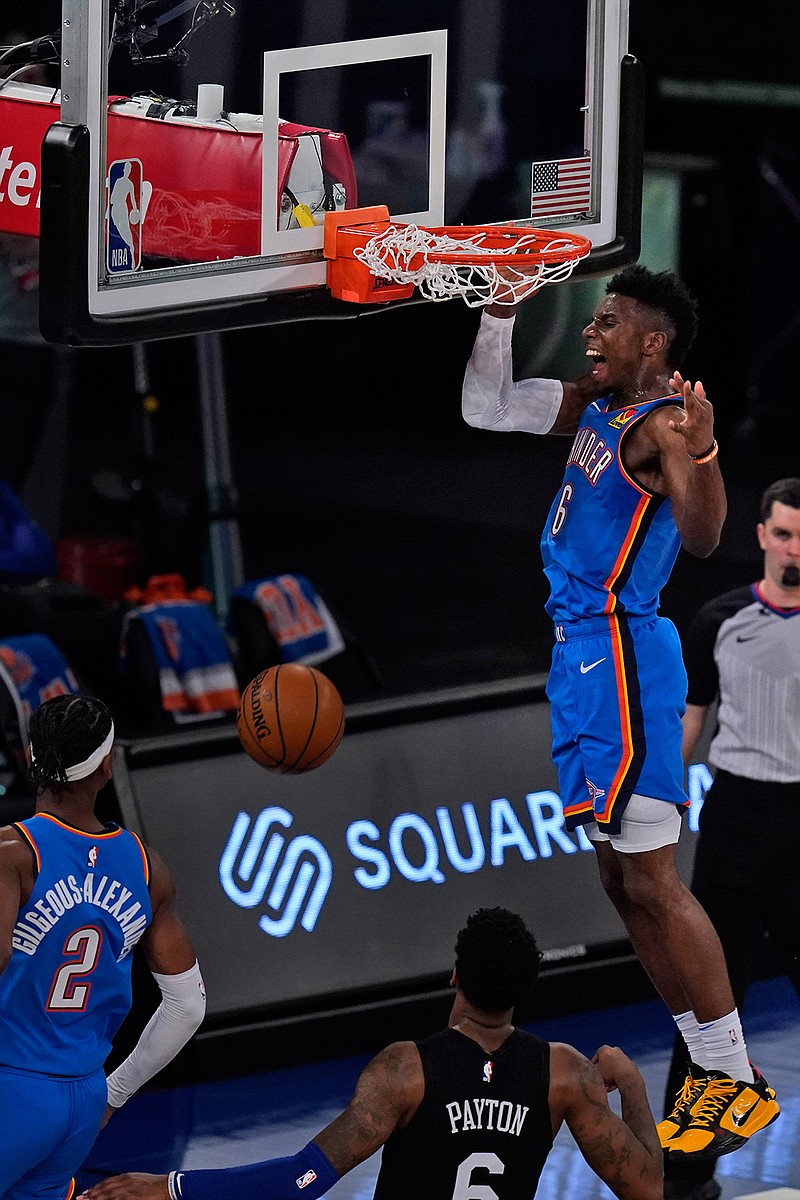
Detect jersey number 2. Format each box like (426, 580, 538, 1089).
(453, 1152, 505, 1200)
(550, 483, 573, 536)
(47, 926, 103, 1011)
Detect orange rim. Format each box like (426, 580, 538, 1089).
(335, 222, 592, 266)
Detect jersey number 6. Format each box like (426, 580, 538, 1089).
(550, 484, 573, 536)
(452, 1152, 505, 1200)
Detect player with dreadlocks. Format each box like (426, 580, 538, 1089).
(81, 907, 662, 1200)
(0, 694, 206, 1200)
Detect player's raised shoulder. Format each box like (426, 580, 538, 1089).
(642, 401, 689, 444)
(549, 1039, 596, 1075)
(548, 1042, 602, 1097)
(142, 842, 172, 894)
(0, 822, 26, 849)
(361, 1040, 424, 1092)
(0, 823, 34, 875)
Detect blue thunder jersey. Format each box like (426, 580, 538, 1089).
(541, 395, 683, 623)
(0, 813, 152, 1077)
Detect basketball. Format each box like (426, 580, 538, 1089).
(236, 663, 345, 773)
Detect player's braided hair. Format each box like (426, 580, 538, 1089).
(454, 907, 541, 1011)
(607, 264, 699, 367)
(28, 695, 113, 793)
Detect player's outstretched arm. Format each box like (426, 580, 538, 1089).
(652, 373, 727, 557)
(550, 1043, 662, 1200)
(462, 307, 597, 438)
(102, 847, 206, 1124)
(313, 1039, 424, 1173)
(80, 1042, 424, 1200)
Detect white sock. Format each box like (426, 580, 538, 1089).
(697, 1009, 754, 1082)
(673, 1010, 705, 1067)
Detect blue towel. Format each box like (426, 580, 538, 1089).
(233, 574, 344, 664)
(0, 634, 79, 736)
(124, 601, 239, 714)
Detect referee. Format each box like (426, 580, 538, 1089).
(663, 476, 800, 1200)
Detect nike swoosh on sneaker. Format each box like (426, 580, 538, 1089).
(730, 1096, 758, 1125)
(579, 658, 606, 674)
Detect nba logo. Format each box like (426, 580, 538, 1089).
(107, 159, 144, 273)
(483, 1060, 493, 1083)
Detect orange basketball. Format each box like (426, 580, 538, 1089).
(236, 663, 345, 773)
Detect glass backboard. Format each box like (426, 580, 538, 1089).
(28, 0, 642, 344)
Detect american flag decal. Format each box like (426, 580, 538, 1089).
(531, 156, 592, 222)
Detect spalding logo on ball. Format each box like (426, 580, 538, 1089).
(236, 663, 345, 773)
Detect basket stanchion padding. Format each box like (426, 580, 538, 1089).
(324, 206, 415, 303)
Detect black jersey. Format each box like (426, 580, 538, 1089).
(373, 1027, 553, 1200)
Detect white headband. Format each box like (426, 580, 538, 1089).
(31, 722, 115, 783)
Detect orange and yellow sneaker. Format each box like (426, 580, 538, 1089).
(658, 1065, 708, 1149)
(667, 1067, 780, 1159)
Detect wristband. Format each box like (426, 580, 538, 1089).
(688, 439, 718, 464)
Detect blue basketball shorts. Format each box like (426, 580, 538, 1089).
(546, 613, 688, 835)
(0, 1064, 107, 1200)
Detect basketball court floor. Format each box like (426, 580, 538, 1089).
(81, 975, 799, 1200)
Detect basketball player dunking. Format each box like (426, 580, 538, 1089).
(81, 907, 663, 1200)
(460, 266, 779, 1158)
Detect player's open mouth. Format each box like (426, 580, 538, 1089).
(586, 349, 606, 376)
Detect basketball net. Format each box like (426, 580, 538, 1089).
(324, 208, 592, 307)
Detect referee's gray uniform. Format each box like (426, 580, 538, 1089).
(695, 583, 800, 783)
(680, 580, 800, 999)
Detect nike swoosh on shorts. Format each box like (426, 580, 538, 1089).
(579, 658, 606, 674)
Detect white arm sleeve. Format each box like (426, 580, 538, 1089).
(106, 961, 206, 1109)
(462, 310, 563, 434)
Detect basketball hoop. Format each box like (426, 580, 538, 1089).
(324, 206, 592, 307)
